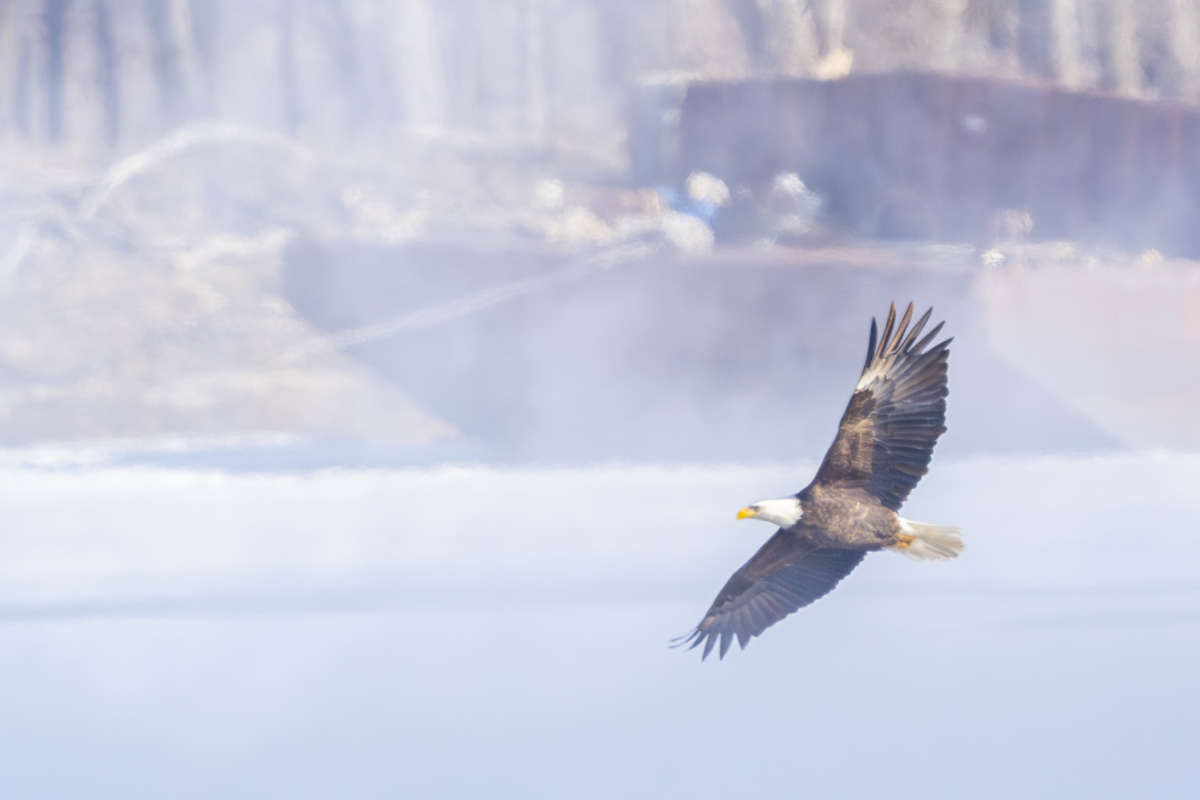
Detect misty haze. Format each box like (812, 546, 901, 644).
(0, 2, 1197, 798)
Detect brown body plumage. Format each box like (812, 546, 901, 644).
(676, 303, 963, 660)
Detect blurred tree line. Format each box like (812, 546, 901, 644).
(1, 0, 1198, 162)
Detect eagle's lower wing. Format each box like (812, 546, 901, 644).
(676, 529, 866, 660)
(808, 302, 951, 510)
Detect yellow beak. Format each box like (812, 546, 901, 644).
(737, 507, 758, 520)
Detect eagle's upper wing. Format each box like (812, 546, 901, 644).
(675, 528, 866, 660)
(807, 303, 951, 511)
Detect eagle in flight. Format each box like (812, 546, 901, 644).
(677, 302, 962, 660)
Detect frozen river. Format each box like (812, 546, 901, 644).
(0, 450, 1196, 799)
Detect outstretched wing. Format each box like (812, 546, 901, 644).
(675, 528, 866, 660)
(807, 302, 951, 511)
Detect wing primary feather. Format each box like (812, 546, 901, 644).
(669, 630, 699, 648)
(864, 317, 878, 372)
(900, 308, 932, 352)
(876, 302, 897, 360)
(889, 302, 914, 353)
(911, 321, 946, 354)
(729, 623, 748, 652)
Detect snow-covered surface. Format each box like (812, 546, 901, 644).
(0, 451, 1195, 798)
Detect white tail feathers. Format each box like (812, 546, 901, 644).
(889, 518, 964, 561)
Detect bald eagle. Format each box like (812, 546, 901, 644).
(677, 302, 962, 659)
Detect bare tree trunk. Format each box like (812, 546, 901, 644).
(94, 0, 119, 145)
(279, 0, 301, 134)
(813, 0, 847, 57)
(142, 0, 185, 125)
(725, 0, 768, 69)
(1167, 0, 1200, 95)
(317, 0, 363, 136)
(12, 19, 31, 138)
(1051, 0, 1084, 87)
(1100, 0, 1142, 94)
(43, 0, 69, 143)
(1018, 0, 1055, 76)
(524, 0, 547, 146)
(187, 0, 218, 116)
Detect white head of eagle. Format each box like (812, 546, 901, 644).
(737, 497, 803, 528)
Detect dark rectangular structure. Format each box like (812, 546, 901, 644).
(664, 72, 1200, 256)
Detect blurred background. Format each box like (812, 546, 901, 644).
(0, 2, 1197, 798)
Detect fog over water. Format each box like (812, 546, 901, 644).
(2, 1, 1199, 798)
(0, 453, 1197, 798)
